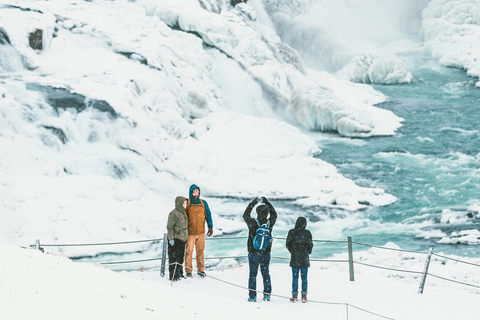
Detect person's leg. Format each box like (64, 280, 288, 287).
(248, 253, 260, 300)
(184, 235, 196, 275)
(170, 241, 180, 280)
(172, 240, 186, 279)
(168, 242, 175, 280)
(177, 240, 186, 278)
(291, 267, 299, 294)
(196, 234, 205, 273)
(300, 267, 308, 293)
(259, 253, 271, 296)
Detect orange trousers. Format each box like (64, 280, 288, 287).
(185, 234, 206, 274)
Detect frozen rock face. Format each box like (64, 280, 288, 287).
(290, 85, 403, 137)
(0, 0, 401, 247)
(336, 53, 412, 84)
(422, 0, 480, 86)
(0, 28, 24, 72)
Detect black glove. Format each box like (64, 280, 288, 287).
(250, 197, 258, 206)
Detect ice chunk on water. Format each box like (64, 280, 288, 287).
(336, 53, 412, 84)
(289, 85, 402, 137)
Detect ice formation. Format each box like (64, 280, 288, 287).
(336, 53, 413, 84)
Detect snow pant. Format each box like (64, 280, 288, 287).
(292, 267, 308, 294)
(185, 233, 206, 274)
(168, 239, 186, 280)
(248, 252, 271, 299)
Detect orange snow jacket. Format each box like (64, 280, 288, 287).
(186, 198, 207, 235)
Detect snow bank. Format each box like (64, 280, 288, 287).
(336, 52, 413, 84)
(422, 0, 480, 86)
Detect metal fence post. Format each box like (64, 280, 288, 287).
(35, 239, 40, 250)
(160, 233, 168, 277)
(348, 237, 354, 281)
(418, 247, 434, 294)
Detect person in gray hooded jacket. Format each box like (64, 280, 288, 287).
(166, 196, 188, 281)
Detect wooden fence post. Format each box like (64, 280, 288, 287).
(160, 233, 168, 277)
(348, 236, 354, 281)
(418, 247, 434, 294)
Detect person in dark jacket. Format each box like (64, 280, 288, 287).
(166, 196, 188, 281)
(286, 217, 313, 302)
(243, 196, 277, 302)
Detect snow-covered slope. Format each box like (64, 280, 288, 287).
(0, 0, 399, 248)
(1, 240, 479, 320)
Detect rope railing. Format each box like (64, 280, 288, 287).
(171, 261, 397, 320)
(432, 252, 480, 267)
(30, 238, 164, 247)
(30, 236, 347, 248)
(30, 235, 480, 294)
(353, 261, 423, 275)
(352, 241, 428, 255)
(427, 273, 480, 289)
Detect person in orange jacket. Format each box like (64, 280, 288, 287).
(185, 184, 213, 277)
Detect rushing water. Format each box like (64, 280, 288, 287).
(313, 53, 480, 258)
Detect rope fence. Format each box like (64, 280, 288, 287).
(30, 235, 480, 295)
(167, 261, 396, 320)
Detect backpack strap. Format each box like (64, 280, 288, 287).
(255, 219, 269, 228)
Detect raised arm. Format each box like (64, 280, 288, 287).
(243, 198, 258, 227)
(263, 197, 277, 227)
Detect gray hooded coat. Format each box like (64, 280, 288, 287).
(166, 196, 188, 242)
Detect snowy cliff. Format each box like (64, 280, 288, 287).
(0, 0, 399, 247)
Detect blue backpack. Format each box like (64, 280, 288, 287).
(253, 219, 271, 251)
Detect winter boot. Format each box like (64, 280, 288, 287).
(263, 294, 271, 301)
(290, 292, 298, 302)
(301, 292, 307, 303)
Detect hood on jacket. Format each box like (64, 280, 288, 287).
(175, 196, 187, 212)
(256, 204, 269, 223)
(189, 184, 200, 201)
(294, 217, 307, 231)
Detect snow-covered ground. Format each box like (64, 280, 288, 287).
(2, 240, 479, 320)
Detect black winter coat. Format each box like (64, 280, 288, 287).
(243, 198, 277, 254)
(286, 217, 313, 268)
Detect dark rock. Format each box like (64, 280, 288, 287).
(0, 27, 11, 45)
(26, 83, 119, 119)
(29, 29, 43, 50)
(42, 125, 68, 144)
(231, 0, 247, 6)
